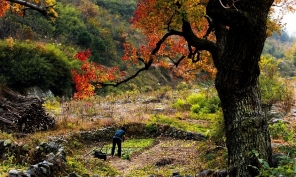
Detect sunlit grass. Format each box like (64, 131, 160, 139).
(147, 114, 211, 133)
(103, 138, 156, 159)
(125, 164, 199, 177)
(65, 155, 119, 176)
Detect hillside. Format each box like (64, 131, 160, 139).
(1, 0, 295, 98)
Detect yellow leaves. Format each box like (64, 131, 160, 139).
(11, 3, 25, 16)
(45, 0, 58, 21)
(0, 0, 58, 21)
(260, 55, 280, 79)
(5, 37, 14, 50)
(34, 0, 40, 5)
(269, 0, 296, 34)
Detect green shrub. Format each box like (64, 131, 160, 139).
(208, 112, 225, 144)
(187, 93, 220, 115)
(252, 149, 296, 177)
(269, 120, 293, 142)
(199, 107, 210, 114)
(0, 40, 75, 97)
(186, 93, 207, 106)
(172, 99, 186, 111)
(207, 96, 221, 113)
(145, 124, 158, 133)
(190, 104, 201, 114)
(77, 31, 93, 48)
(148, 114, 209, 133)
(259, 56, 294, 110)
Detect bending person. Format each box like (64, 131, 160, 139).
(111, 127, 126, 157)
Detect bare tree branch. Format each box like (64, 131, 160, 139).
(100, 19, 219, 88)
(99, 14, 219, 88)
(182, 19, 217, 53)
(7, 0, 55, 16)
(169, 55, 186, 67)
(99, 30, 183, 87)
(203, 15, 214, 39)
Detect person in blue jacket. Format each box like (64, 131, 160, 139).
(111, 127, 126, 157)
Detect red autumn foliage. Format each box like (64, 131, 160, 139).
(71, 49, 122, 99)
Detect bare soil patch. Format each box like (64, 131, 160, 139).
(105, 137, 200, 176)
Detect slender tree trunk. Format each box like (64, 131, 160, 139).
(209, 0, 274, 176)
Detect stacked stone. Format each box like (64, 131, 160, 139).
(2, 141, 66, 177)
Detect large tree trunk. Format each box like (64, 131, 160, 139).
(208, 0, 274, 176)
(216, 79, 272, 176)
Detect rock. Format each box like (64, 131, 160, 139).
(21, 144, 30, 152)
(172, 171, 180, 176)
(271, 153, 285, 168)
(68, 173, 78, 177)
(4, 139, 12, 147)
(196, 169, 215, 177)
(46, 152, 55, 162)
(8, 170, 19, 177)
(185, 175, 193, 177)
(269, 118, 289, 124)
(268, 105, 285, 120)
(213, 169, 227, 177)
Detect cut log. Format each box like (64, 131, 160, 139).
(0, 86, 55, 133)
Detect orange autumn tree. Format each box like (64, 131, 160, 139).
(77, 0, 295, 176)
(71, 49, 125, 99)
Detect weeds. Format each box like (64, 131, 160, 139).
(252, 149, 296, 177)
(148, 114, 210, 133)
(269, 120, 294, 142)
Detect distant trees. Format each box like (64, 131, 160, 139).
(96, 0, 137, 20)
(263, 31, 295, 59)
(0, 0, 142, 95)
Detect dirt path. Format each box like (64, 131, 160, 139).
(107, 137, 199, 176)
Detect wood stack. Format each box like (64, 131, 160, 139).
(0, 86, 55, 133)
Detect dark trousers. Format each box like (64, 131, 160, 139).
(111, 138, 122, 157)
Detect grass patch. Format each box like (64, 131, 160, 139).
(189, 112, 220, 121)
(65, 155, 119, 176)
(148, 114, 210, 133)
(0, 131, 15, 141)
(103, 138, 156, 159)
(125, 164, 199, 177)
(197, 141, 227, 170)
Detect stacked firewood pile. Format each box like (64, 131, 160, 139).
(0, 86, 55, 133)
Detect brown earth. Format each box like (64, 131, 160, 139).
(107, 137, 200, 176)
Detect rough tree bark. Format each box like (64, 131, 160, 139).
(206, 0, 274, 176)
